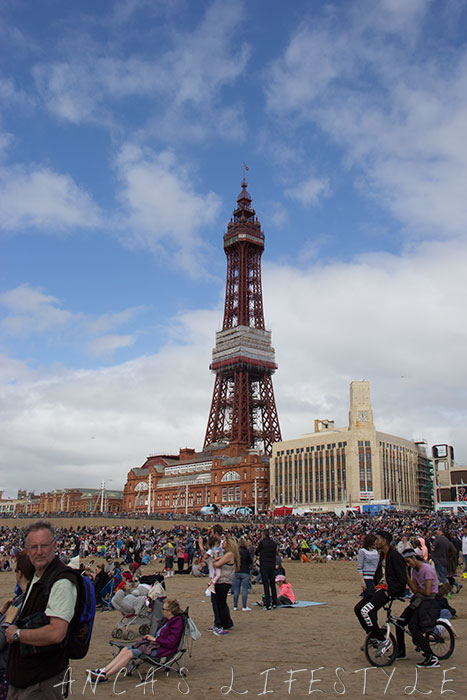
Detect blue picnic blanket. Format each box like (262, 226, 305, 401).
(278, 601, 327, 608)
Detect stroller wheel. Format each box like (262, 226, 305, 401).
(111, 628, 118, 638)
(139, 624, 149, 635)
(114, 628, 123, 639)
(124, 630, 135, 641)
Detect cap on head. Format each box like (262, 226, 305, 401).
(377, 529, 392, 545)
(275, 574, 286, 582)
(402, 548, 416, 559)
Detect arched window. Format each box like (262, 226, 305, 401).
(221, 471, 241, 482)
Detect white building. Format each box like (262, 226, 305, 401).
(270, 381, 433, 511)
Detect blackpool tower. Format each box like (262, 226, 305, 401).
(204, 178, 281, 455)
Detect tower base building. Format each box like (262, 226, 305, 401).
(270, 381, 434, 512)
(123, 443, 269, 514)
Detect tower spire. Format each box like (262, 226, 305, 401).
(204, 179, 281, 455)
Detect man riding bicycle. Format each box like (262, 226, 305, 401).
(354, 530, 406, 651)
(396, 548, 441, 668)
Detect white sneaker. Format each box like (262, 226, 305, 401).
(233, 607, 238, 611)
(375, 639, 391, 657)
(242, 607, 252, 611)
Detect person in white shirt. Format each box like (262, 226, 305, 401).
(462, 525, 467, 573)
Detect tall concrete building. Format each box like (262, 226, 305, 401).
(270, 381, 433, 512)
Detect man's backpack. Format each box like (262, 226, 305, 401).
(67, 572, 96, 659)
(42, 564, 97, 659)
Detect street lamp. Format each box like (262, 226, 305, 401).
(147, 473, 152, 515)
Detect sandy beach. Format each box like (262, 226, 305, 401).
(0, 519, 465, 699)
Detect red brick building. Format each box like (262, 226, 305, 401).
(123, 442, 269, 514)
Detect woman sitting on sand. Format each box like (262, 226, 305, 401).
(88, 598, 184, 683)
(275, 575, 295, 605)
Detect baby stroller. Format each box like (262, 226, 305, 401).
(111, 581, 165, 640)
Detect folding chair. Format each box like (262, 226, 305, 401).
(109, 607, 196, 682)
(135, 607, 190, 680)
(100, 578, 115, 611)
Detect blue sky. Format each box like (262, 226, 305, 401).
(1, 0, 467, 497)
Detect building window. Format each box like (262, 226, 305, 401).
(235, 485, 240, 501)
(221, 471, 241, 482)
(222, 487, 227, 502)
(228, 486, 234, 501)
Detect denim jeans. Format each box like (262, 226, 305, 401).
(434, 562, 448, 584)
(232, 572, 251, 609)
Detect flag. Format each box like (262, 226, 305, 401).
(243, 162, 249, 171)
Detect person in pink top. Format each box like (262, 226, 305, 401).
(275, 575, 295, 605)
(413, 537, 429, 562)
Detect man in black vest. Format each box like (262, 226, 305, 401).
(5, 521, 77, 699)
(255, 529, 278, 610)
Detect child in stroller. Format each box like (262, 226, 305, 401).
(110, 577, 165, 640)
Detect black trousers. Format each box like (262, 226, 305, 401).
(354, 589, 389, 639)
(261, 567, 277, 609)
(395, 603, 433, 658)
(214, 582, 233, 630)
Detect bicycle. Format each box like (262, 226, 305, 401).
(363, 597, 455, 667)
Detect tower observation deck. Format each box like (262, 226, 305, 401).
(204, 179, 281, 455)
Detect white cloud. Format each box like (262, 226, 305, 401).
(0, 284, 145, 361)
(265, 4, 467, 239)
(32, 0, 249, 140)
(0, 285, 73, 335)
(115, 145, 221, 273)
(0, 312, 218, 495)
(0, 165, 102, 232)
(264, 237, 467, 462)
(86, 307, 146, 336)
(0, 354, 32, 383)
(86, 334, 136, 358)
(1, 239, 466, 497)
(285, 175, 330, 207)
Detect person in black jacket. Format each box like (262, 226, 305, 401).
(255, 529, 278, 610)
(354, 530, 407, 643)
(232, 538, 253, 611)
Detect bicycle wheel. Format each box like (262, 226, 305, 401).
(364, 628, 397, 667)
(426, 621, 455, 660)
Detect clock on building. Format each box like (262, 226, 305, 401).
(357, 410, 369, 422)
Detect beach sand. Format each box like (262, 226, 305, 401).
(0, 520, 465, 699)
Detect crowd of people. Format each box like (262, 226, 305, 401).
(0, 510, 466, 695)
(3, 507, 466, 567)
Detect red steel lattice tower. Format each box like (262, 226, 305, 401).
(204, 179, 281, 455)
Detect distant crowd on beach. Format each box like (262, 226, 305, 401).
(1, 509, 466, 574)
